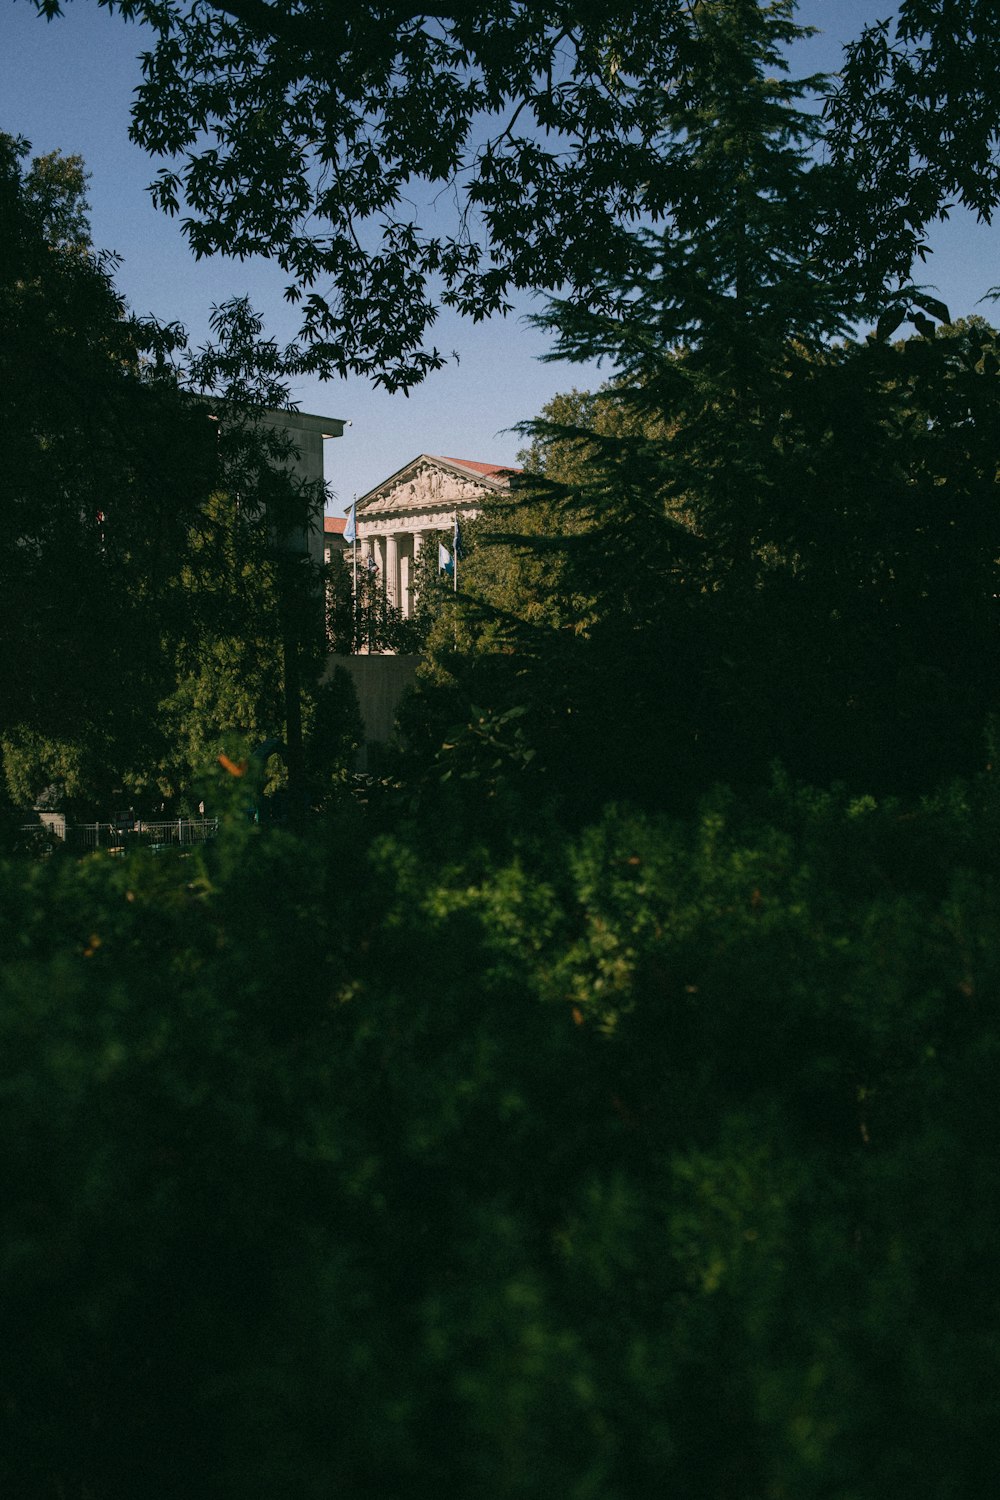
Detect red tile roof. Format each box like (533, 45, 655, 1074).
(436, 456, 522, 477)
(324, 515, 347, 533)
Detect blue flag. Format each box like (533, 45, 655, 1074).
(453, 516, 465, 560)
(344, 501, 357, 545)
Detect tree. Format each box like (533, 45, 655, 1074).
(0, 140, 353, 817)
(537, 0, 867, 559)
(827, 0, 1000, 299)
(28, 1, 995, 395)
(30, 1, 986, 393)
(400, 0, 847, 807)
(26, 0, 730, 391)
(327, 548, 426, 656)
(0, 131, 216, 812)
(404, 2, 1000, 804)
(535, 1, 1000, 789)
(137, 296, 367, 813)
(704, 317, 1000, 789)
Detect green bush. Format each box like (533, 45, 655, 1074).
(3, 772, 1000, 1496)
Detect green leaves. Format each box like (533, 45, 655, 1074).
(28, 0, 700, 389)
(871, 292, 953, 344)
(827, 0, 1000, 295)
(0, 140, 341, 817)
(6, 772, 1000, 1494)
(0, 134, 218, 804)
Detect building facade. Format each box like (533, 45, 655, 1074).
(253, 407, 348, 570)
(350, 454, 519, 618)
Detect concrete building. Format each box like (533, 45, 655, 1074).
(351, 454, 519, 618)
(252, 407, 348, 569)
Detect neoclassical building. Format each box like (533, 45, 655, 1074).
(352, 454, 519, 617)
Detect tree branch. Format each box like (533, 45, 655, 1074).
(199, 0, 481, 54)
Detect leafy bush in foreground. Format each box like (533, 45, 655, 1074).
(2, 774, 1000, 1497)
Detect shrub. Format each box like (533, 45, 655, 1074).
(3, 773, 1000, 1495)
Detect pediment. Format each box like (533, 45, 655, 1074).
(356, 454, 515, 522)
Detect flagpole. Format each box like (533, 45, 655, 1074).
(453, 511, 458, 594)
(351, 497, 358, 650)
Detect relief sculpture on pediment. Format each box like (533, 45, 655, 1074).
(404, 468, 454, 509)
(357, 457, 513, 539)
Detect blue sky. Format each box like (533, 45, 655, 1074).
(2, 0, 998, 512)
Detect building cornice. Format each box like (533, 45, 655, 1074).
(357, 453, 515, 516)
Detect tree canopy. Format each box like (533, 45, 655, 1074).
(395, 1, 1000, 810)
(828, 0, 1000, 295)
(0, 134, 355, 817)
(23, 1, 1000, 391)
(0, 131, 216, 808)
(27, 0, 705, 389)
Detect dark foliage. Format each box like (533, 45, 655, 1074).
(827, 0, 1000, 297)
(394, 4, 999, 814)
(5, 773, 1000, 1496)
(0, 131, 215, 805)
(27, 0, 709, 390)
(5, 7, 1000, 1492)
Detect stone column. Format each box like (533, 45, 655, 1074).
(400, 549, 411, 619)
(411, 531, 428, 614)
(385, 533, 399, 609)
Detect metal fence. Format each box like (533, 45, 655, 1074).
(20, 818, 219, 852)
(80, 819, 219, 851)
